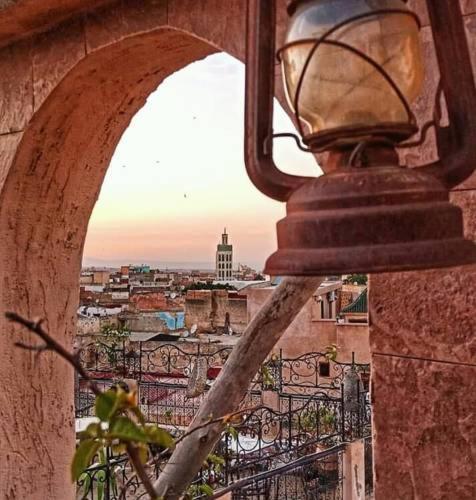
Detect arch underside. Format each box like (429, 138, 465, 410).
(0, 25, 221, 498)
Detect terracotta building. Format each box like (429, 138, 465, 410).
(246, 280, 369, 364)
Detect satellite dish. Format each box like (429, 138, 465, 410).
(170, 292, 177, 299)
(182, 330, 190, 338)
(228, 326, 233, 336)
(191, 324, 198, 335)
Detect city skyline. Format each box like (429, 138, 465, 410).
(82, 53, 319, 270)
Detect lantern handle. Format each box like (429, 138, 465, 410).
(417, 0, 476, 188)
(244, 0, 312, 202)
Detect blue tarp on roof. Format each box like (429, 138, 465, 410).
(156, 311, 185, 330)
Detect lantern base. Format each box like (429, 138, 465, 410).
(264, 162, 476, 276)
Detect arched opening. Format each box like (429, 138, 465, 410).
(0, 28, 219, 498)
(84, 52, 317, 271)
(0, 25, 317, 497)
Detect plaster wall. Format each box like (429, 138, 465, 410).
(247, 287, 346, 358)
(76, 314, 119, 335)
(336, 324, 370, 365)
(185, 290, 247, 334)
(367, 3, 476, 498)
(122, 313, 167, 333)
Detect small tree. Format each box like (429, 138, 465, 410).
(343, 274, 368, 286)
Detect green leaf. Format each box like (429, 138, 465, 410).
(109, 416, 148, 443)
(95, 390, 118, 422)
(96, 470, 105, 500)
(226, 425, 238, 440)
(207, 453, 225, 466)
(77, 472, 91, 495)
(84, 422, 101, 438)
(137, 443, 149, 464)
(199, 484, 214, 497)
(144, 425, 175, 449)
(71, 439, 101, 481)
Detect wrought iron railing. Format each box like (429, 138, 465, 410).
(75, 343, 372, 499)
(204, 444, 345, 500)
(76, 449, 137, 500)
(78, 340, 369, 392)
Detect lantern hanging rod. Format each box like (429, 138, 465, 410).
(419, 0, 476, 188)
(244, 0, 311, 202)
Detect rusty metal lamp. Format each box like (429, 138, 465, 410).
(245, 0, 476, 275)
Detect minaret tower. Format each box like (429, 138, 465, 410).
(216, 228, 233, 281)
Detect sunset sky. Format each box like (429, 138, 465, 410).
(83, 53, 320, 271)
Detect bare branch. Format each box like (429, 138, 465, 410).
(6, 311, 102, 397)
(7, 311, 159, 500)
(126, 443, 158, 500)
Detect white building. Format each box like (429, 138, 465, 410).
(216, 228, 233, 281)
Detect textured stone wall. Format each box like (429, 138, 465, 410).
(185, 290, 247, 333)
(0, 1, 273, 497)
(369, 2, 476, 498)
(0, 0, 474, 498)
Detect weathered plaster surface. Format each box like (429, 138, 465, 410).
(372, 355, 476, 500)
(0, 0, 474, 498)
(370, 265, 476, 365)
(0, 39, 32, 133)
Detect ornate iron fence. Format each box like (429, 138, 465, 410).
(364, 436, 373, 499)
(76, 449, 137, 500)
(77, 340, 369, 393)
(203, 444, 345, 500)
(78, 340, 234, 381)
(75, 343, 372, 499)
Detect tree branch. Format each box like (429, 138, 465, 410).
(153, 276, 323, 498)
(126, 443, 158, 500)
(6, 311, 102, 396)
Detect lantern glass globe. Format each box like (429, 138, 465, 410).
(281, 0, 424, 144)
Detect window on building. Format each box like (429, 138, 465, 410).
(318, 361, 330, 377)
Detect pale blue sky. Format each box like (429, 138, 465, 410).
(83, 53, 320, 271)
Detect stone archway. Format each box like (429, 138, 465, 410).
(1, 2, 475, 499)
(0, 15, 248, 497)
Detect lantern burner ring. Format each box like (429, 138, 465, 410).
(302, 123, 418, 154)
